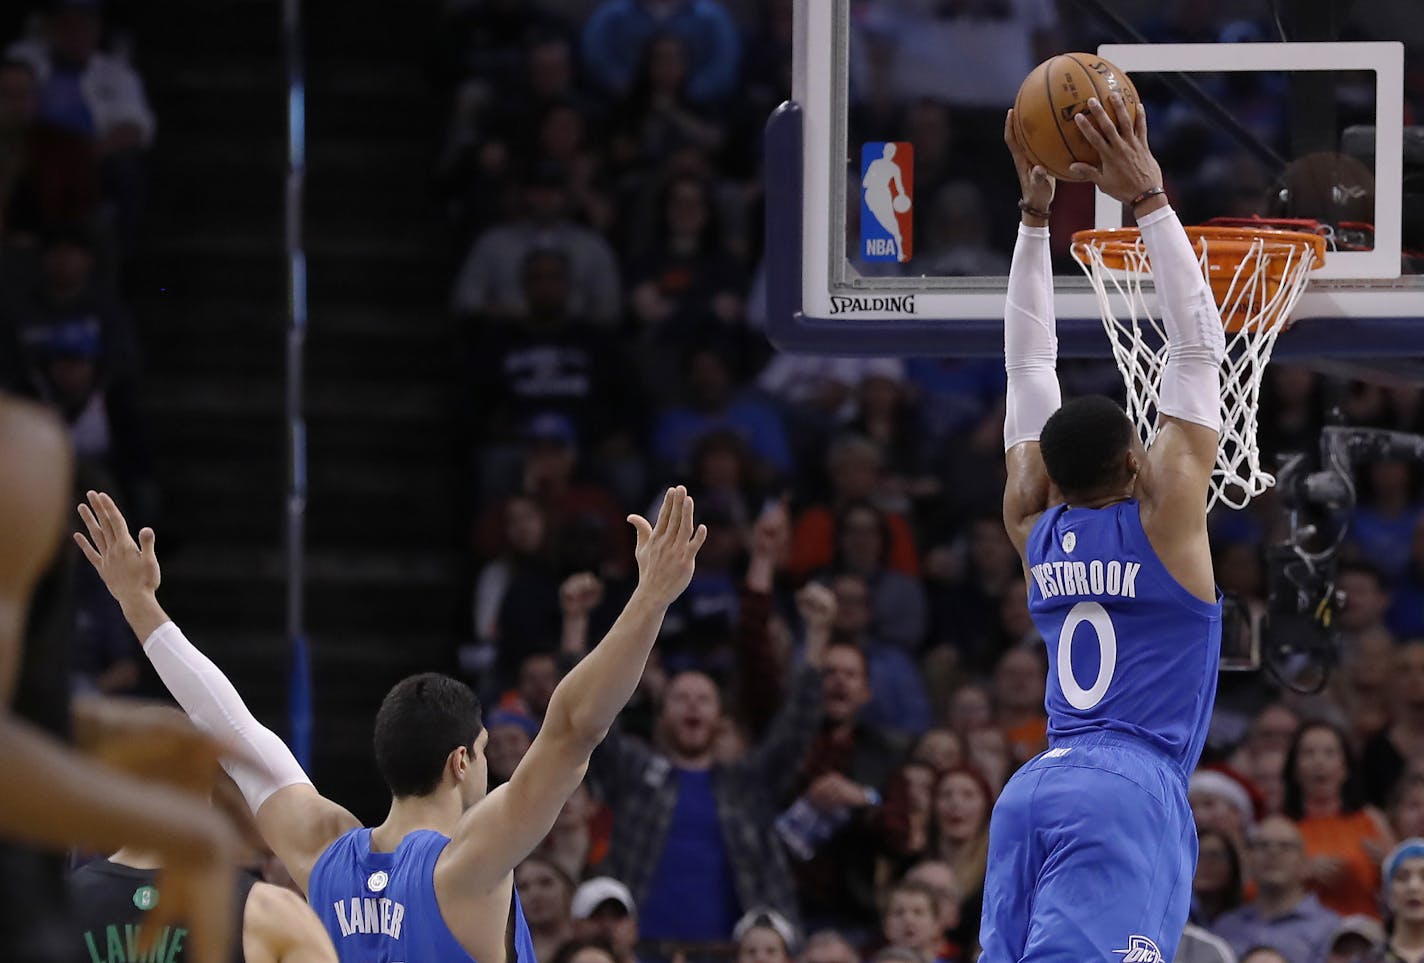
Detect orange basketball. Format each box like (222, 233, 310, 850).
(1012, 53, 1140, 182)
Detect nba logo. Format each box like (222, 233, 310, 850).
(860, 142, 913, 262)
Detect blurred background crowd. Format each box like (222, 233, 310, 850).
(1, 1, 1424, 963)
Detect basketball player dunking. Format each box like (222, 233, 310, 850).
(76, 486, 706, 963)
(984, 94, 1223, 963)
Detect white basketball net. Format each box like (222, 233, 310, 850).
(1072, 228, 1322, 511)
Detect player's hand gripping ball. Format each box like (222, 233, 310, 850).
(1013, 53, 1139, 182)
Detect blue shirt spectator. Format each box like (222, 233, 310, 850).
(581, 0, 741, 104)
(1211, 816, 1340, 963)
(1348, 461, 1422, 583)
(861, 643, 932, 738)
(828, 572, 932, 738)
(653, 346, 792, 480)
(638, 768, 740, 939)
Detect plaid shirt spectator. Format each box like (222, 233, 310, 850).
(589, 661, 824, 931)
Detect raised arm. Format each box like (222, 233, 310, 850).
(1001, 110, 1062, 558)
(436, 486, 706, 899)
(74, 491, 360, 891)
(1071, 95, 1221, 602)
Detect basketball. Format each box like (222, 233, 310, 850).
(1012, 53, 1141, 182)
(893, 194, 912, 213)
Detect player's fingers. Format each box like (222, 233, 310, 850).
(1086, 96, 1123, 142)
(1067, 162, 1101, 183)
(1135, 102, 1148, 141)
(77, 502, 107, 552)
(627, 514, 653, 545)
(96, 492, 130, 547)
(665, 485, 686, 540)
(689, 523, 708, 555)
(83, 492, 111, 545)
(139, 527, 156, 557)
(1031, 165, 1050, 185)
(1003, 109, 1017, 150)
(99, 492, 133, 544)
(1109, 91, 1134, 136)
(1073, 111, 1110, 155)
(680, 493, 694, 541)
(652, 487, 675, 537)
(73, 531, 104, 569)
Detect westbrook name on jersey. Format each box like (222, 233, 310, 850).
(308, 828, 537, 963)
(1029, 500, 1221, 772)
(978, 499, 1222, 963)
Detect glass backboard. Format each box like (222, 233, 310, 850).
(768, 0, 1424, 375)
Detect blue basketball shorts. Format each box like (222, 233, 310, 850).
(978, 733, 1197, 963)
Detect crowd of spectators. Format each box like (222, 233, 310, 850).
(0, 0, 156, 698)
(3, 1, 1424, 962)
(439, 3, 1424, 963)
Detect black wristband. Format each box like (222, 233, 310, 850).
(1018, 198, 1051, 220)
(1130, 187, 1166, 210)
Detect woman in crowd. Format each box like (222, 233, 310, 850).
(1191, 829, 1244, 927)
(880, 759, 938, 874)
(1362, 839, 1424, 962)
(1284, 720, 1395, 918)
(913, 728, 966, 773)
(515, 856, 578, 963)
(928, 767, 992, 956)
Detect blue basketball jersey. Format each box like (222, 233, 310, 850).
(308, 827, 538, 963)
(1025, 500, 1222, 774)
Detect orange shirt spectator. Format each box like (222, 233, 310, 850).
(1296, 809, 1387, 918)
(790, 505, 920, 578)
(1284, 720, 1395, 919)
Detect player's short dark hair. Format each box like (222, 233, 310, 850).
(1039, 395, 1136, 497)
(373, 673, 483, 799)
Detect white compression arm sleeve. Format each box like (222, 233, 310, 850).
(143, 621, 312, 812)
(1003, 223, 1062, 451)
(1138, 205, 1226, 432)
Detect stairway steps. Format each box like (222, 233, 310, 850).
(121, 0, 461, 816)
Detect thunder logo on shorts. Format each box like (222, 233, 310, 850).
(860, 142, 914, 263)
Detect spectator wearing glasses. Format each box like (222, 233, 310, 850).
(1213, 815, 1340, 963)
